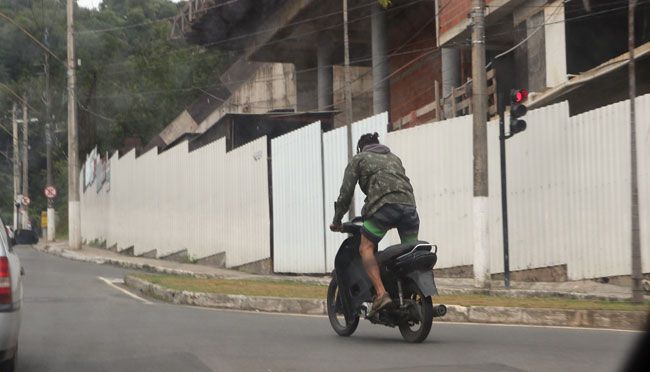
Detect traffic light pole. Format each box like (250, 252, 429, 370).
(498, 108, 511, 288)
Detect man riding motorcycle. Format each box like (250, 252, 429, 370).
(330, 132, 419, 317)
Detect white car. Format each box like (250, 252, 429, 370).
(0, 219, 22, 372)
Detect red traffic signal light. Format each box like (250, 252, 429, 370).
(508, 88, 528, 137)
(511, 88, 528, 104)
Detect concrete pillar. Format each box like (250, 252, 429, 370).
(544, 0, 567, 88)
(371, 4, 389, 115)
(317, 43, 334, 111)
(47, 208, 55, 241)
(441, 48, 460, 97)
(296, 62, 318, 112)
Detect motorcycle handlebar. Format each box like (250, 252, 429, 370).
(338, 220, 363, 234)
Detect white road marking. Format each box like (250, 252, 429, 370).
(97, 276, 153, 305)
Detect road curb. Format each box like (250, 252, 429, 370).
(34, 244, 646, 302)
(438, 305, 648, 330)
(124, 275, 648, 330)
(34, 244, 225, 279)
(124, 275, 326, 315)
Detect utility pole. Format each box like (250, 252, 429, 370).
(12, 103, 19, 230)
(21, 94, 29, 228)
(44, 28, 56, 242)
(471, 0, 490, 288)
(342, 0, 355, 216)
(628, 0, 642, 304)
(67, 0, 81, 250)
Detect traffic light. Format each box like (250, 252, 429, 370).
(509, 88, 528, 136)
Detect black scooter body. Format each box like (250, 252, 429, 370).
(333, 229, 439, 321)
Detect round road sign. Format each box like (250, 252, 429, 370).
(44, 186, 57, 199)
(22, 195, 31, 206)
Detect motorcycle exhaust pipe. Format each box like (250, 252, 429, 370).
(432, 304, 447, 317)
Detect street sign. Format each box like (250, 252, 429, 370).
(15, 194, 23, 205)
(22, 195, 31, 206)
(41, 211, 48, 228)
(44, 186, 57, 199)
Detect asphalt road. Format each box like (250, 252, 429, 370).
(15, 246, 643, 372)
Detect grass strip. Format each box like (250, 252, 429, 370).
(134, 273, 650, 312)
(135, 273, 328, 299)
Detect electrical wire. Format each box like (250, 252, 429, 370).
(492, 1, 565, 61)
(75, 0, 244, 34)
(0, 10, 64, 65)
(91, 0, 426, 73)
(0, 82, 40, 114)
(87, 0, 627, 107)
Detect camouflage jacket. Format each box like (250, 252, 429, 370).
(333, 143, 415, 224)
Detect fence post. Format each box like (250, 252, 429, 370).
(434, 80, 441, 121)
(451, 86, 457, 118)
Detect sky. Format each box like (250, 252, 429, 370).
(77, 0, 182, 9)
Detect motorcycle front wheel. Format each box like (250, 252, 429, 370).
(327, 277, 359, 337)
(398, 288, 433, 343)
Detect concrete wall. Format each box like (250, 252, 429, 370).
(513, 0, 567, 93)
(159, 111, 199, 145)
(543, 0, 567, 88)
(193, 62, 375, 133)
(332, 65, 374, 127)
(196, 63, 297, 133)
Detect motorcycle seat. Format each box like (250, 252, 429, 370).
(377, 241, 431, 264)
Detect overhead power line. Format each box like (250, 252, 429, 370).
(90, 0, 636, 103)
(0, 82, 40, 114)
(92, 0, 426, 73)
(0, 10, 64, 64)
(76, 0, 244, 34)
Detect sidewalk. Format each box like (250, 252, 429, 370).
(35, 241, 644, 301)
(33, 241, 648, 330)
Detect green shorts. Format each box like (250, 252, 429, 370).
(361, 203, 420, 245)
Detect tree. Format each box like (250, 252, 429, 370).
(378, 0, 392, 9)
(0, 0, 226, 231)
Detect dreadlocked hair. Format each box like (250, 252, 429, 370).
(357, 132, 380, 153)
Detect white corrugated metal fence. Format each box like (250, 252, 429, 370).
(80, 97, 649, 278)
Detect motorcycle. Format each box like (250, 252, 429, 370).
(327, 218, 446, 343)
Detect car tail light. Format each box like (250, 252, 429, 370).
(0, 257, 11, 304)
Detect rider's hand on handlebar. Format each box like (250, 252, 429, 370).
(329, 223, 342, 232)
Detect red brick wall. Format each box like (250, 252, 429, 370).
(438, 0, 498, 37)
(389, 27, 442, 129)
(438, 0, 472, 35)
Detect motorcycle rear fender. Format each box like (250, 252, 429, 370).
(405, 270, 438, 297)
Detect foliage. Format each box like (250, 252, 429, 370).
(0, 0, 226, 228)
(377, 0, 392, 9)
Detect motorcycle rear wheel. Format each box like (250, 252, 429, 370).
(398, 289, 433, 343)
(327, 277, 359, 337)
